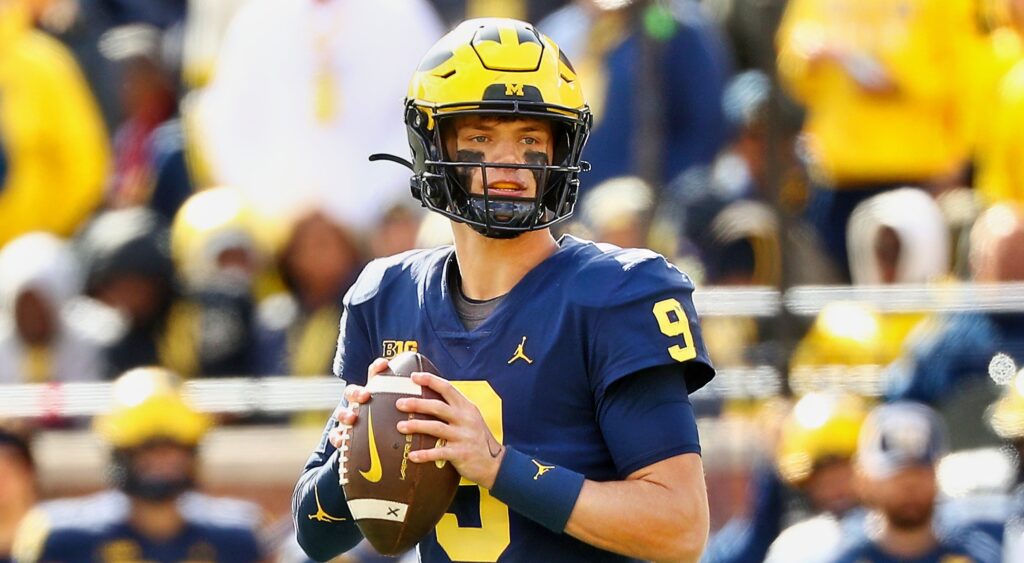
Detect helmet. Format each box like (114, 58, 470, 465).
(94, 367, 210, 449)
(95, 367, 210, 501)
(401, 18, 592, 238)
(170, 187, 259, 290)
(857, 401, 947, 478)
(776, 392, 869, 485)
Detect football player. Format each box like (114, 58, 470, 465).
(12, 368, 267, 563)
(758, 392, 868, 562)
(825, 402, 1001, 563)
(292, 17, 715, 563)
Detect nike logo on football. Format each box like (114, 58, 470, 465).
(507, 336, 534, 365)
(359, 407, 383, 483)
(532, 459, 555, 480)
(308, 484, 347, 522)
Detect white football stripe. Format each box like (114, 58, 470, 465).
(366, 375, 423, 396)
(348, 498, 409, 522)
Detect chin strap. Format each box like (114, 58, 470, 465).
(368, 153, 414, 170)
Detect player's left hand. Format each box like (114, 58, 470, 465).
(395, 371, 506, 489)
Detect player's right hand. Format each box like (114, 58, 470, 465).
(328, 358, 389, 449)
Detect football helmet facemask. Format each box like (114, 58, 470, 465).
(374, 18, 591, 239)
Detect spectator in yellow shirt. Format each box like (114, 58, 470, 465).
(0, 0, 110, 248)
(977, 0, 1024, 204)
(777, 0, 974, 280)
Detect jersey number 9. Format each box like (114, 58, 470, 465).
(653, 298, 697, 363)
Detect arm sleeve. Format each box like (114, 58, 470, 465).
(296, 265, 380, 561)
(291, 414, 363, 562)
(597, 363, 702, 477)
(296, 262, 387, 560)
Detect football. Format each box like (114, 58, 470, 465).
(340, 351, 461, 555)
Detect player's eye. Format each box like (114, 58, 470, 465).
(469, 135, 489, 143)
(521, 137, 538, 145)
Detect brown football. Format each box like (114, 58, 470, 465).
(340, 351, 460, 556)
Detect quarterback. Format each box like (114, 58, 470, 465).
(292, 18, 715, 562)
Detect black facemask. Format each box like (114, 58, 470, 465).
(110, 446, 197, 502)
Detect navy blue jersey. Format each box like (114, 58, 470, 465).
(314, 235, 714, 562)
(15, 491, 265, 563)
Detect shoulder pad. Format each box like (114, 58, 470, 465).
(178, 492, 263, 529)
(566, 239, 694, 307)
(17, 491, 128, 561)
(345, 247, 450, 307)
(36, 491, 129, 532)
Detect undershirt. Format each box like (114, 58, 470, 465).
(448, 258, 506, 331)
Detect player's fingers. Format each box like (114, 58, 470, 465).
(396, 397, 454, 421)
(397, 419, 455, 441)
(330, 399, 346, 420)
(344, 384, 370, 404)
(411, 371, 466, 406)
(336, 406, 359, 426)
(408, 445, 450, 464)
(328, 425, 346, 449)
(367, 357, 390, 379)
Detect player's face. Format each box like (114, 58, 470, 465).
(804, 459, 857, 515)
(130, 442, 196, 486)
(444, 115, 555, 199)
(864, 465, 936, 530)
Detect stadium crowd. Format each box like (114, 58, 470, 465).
(4, 0, 1024, 561)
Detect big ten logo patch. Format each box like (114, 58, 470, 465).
(382, 340, 419, 358)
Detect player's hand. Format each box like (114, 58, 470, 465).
(328, 358, 390, 449)
(395, 371, 506, 489)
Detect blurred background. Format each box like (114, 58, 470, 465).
(3, 0, 1024, 561)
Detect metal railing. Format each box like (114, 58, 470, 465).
(2, 282, 1022, 417)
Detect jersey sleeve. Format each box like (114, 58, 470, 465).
(597, 364, 701, 476)
(291, 412, 363, 561)
(582, 253, 714, 400)
(332, 262, 381, 386)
